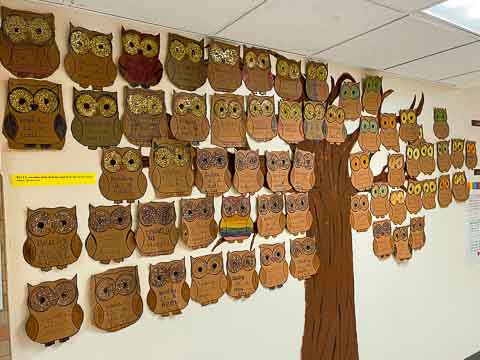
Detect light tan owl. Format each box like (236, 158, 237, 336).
(190, 253, 227, 306)
(422, 179, 437, 210)
(405, 180, 423, 215)
(257, 194, 286, 238)
(350, 152, 374, 191)
(195, 147, 231, 197)
(285, 192, 313, 235)
(266, 151, 292, 193)
(290, 149, 315, 192)
(278, 100, 304, 144)
(339, 82, 361, 120)
(211, 93, 247, 148)
(437, 141, 451, 172)
(451, 139, 465, 169)
(170, 91, 209, 143)
(379, 113, 400, 152)
(438, 175, 453, 208)
(387, 154, 405, 188)
(393, 226, 412, 262)
(419, 142, 435, 175)
(466, 141, 478, 170)
(180, 197, 218, 250)
(323, 105, 347, 144)
(274, 55, 303, 101)
(406, 143, 421, 177)
(350, 194, 372, 232)
(233, 149, 263, 194)
(372, 220, 393, 259)
(389, 190, 407, 225)
(259, 242, 289, 289)
(452, 171, 469, 202)
(409, 216, 425, 251)
(370, 183, 389, 218)
(358, 116, 380, 153)
(289, 237, 320, 280)
(399, 108, 420, 143)
(246, 95, 276, 141)
(226, 250, 259, 299)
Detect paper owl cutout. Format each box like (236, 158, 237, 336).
(350, 152, 373, 191)
(246, 95, 277, 141)
(433, 107, 449, 140)
(436, 141, 451, 173)
(207, 40, 241, 92)
(289, 237, 319, 280)
(389, 190, 407, 225)
(409, 216, 425, 251)
(362, 76, 382, 115)
(226, 250, 259, 299)
(170, 91, 209, 143)
(419, 142, 435, 175)
(211, 93, 247, 148)
(323, 104, 346, 144)
(393, 226, 412, 262)
(242, 46, 273, 93)
(339, 81, 361, 120)
(233, 149, 263, 194)
(379, 113, 400, 152)
(405, 180, 423, 214)
(266, 150, 292, 193)
(257, 194, 286, 238)
(285, 192, 313, 235)
(305, 61, 329, 102)
(190, 253, 227, 306)
(278, 100, 304, 143)
(387, 154, 405, 188)
(219, 195, 253, 243)
(350, 194, 372, 232)
(358, 116, 380, 153)
(303, 100, 325, 141)
(180, 197, 217, 250)
(466, 141, 478, 170)
(372, 220, 393, 259)
(259, 242, 289, 289)
(274, 55, 303, 101)
(370, 183, 389, 218)
(291, 149, 315, 192)
(195, 147, 231, 197)
(452, 171, 469, 202)
(451, 139, 465, 169)
(406, 143, 421, 178)
(399, 108, 420, 143)
(438, 175, 453, 208)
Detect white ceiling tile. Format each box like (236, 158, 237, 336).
(439, 71, 480, 88)
(372, 0, 445, 12)
(217, 0, 402, 55)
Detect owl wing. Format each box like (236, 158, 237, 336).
(313, 254, 320, 274)
(226, 275, 232, 295)
(220, 274, 228, 294)
(23, 238, 36, 266)
(126, 230, 136, 256)
(279, 214, 286, 232)
(306, 211, 313, 231)
(282, 261, 289, 283)
(342, 125, 347, 141)
(25, 315, 39, 341)
(190, 280, 199, 300)
(257, 216, 264, 235)
(256, 169, 265, 190)
(224, 169, 232, 189)
(349, 213, 355, 230)
(289, 260, 296, 278)
(72, 304, 84, 330)
(210, 220, 218, 239)
(376, 134, 382, 149)
(194, 170, 204, 192)
(309, 173, 316, 189)
(186, 169, 194, 188)
(181, 282, 191, 304)
(233, 172, 240, 191)
(138, 173, 148, 196)
(132, 293, 143, 318)
(71, 117, 83, 143)
(94, 304, 104, 328)
(200, 117, 210, 140)
(106, 60, 118, 88)
(259, 268, 267, 287)
(146, 289, 157, 312)
(85, 233, 97, 258)
(252, 272, 259, 291)
(170, 226, 179, 246)
(113, 118, 122, 144)
(71, 234, 83, 259)
(322, 121, 328, 138)
(98, 174, 110, 199)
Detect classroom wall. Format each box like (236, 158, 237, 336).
(1, 1, 480, 360)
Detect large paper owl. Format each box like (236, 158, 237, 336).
(180, 197, 218, 250)
(350, 194, 372, 232)
(259, 242, 289, 289)
(422, 179, 437, 210)
(285, 192, 313, 235)
(149, 138, 194, 198)
(305, 61, 328, 102)
(233, 149, 263, 194)
(190, 253, 227, 306)
(211, 93, 247, 148)
(91, 266, 143, 332)
(289, 237, 320, 280)
(3, 78, 66, 150)
(278, 100, 304, 144)
(323, 105, 346, 144)
(99, 147, 147, 203)
(257, 194, 286, 238)
(433, 107, 449, 140)
(350, 152, 374, 191)
(419, 142, 435, 175)
(362, 76, 382, 115)
(147, 259, 190, 316)
(226, 250, 259, 299)
(399, 108, 420, 143)
(207, 40, 241, 92)
(71, 88, 121, 150)
(136, 201, 177, 256)
(118, 27, 162, 88)
(358, 116, 380, 153)
(165, 33, 207, 91)
(389, 190, 407, 225)
(387, 153, 405, 188)
(219, 195, 253, 243)
(393, 226, 412, 262)
(406, 143, 421, 177)
(466, 141, 478, 170)
(246, 95, 277, 142)
(451, 139, 465, 169)
(23, 206, 81, 272)
(26, 276, 83, 346)
(436, 141, 451, 172)
(290, 149, 315, 192)
(370, 183, 389, 218)
(242, 46, 273, 93)
(303, 100, 325, 141)
(170, 91, 209, 143)
(274, 55, 303, 101)
(64, 24, 116, 90)
(372, 220, 393, 259)
(339, 82, 361, 120)
(438, 175, 452, 208)
(452, 171, 469, 202)
(405, 180, 423, 214)
(409, 216, 425, 251)
(195, 147, 231, 197)
(379, 113, 400, 151)
(266, 151, 292, 193)
(0, 7, 59, 78)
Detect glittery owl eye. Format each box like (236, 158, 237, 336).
(280, 103, 290, 119)
(146, 96, 163, 115)
(170, 39, 185, 60)
(141, 37, 159, 58)
(182, 201, 196, 222)
(317, 64, 327, 80)
(209, 46, 222, 63)
(76, 93, 97, 117)
(245, 51, 256, 69)
(30, 286, 56, 312)
(170, 263, 186, 283)
(150, 265, 167, 287)
(70, 31, 90, 54)
(267, 153, 278, 171)
(191, 97, 205, 116)
(289, 62, 300, 79)
(214, 150, 227, 169)
(139, 204, 156, 226)
(228, 254, 242, 273)
(257, 53, 270, 69)
(214, 100, 228, 118)
(90, 209, 110, 232)
(229, 101, 242, 119)
(29, 211, 50, 236)
(238, 198, 250, 217)
(9, 88, 33, 113)
(277, 59, 288, 77)
(291, 103, 302, 121)
(4, 15, 28, 43)
(246, 152, 259, 169)
(261, 99, 274, 116)
(96, 278, 115, 301)
(33, 88, 58, 113)
(111, 207, 130, 230)
(154, 147, 172, 168)
(53, 210, 75, 234)
(122, 149, 141, 172)
(304, 103, 315, 120)
(29, 17, 52, 44)
(55, 281, 76, 306)
(249, 99, 261, 116)
(307, 63, 317, 80)
(199, 199, 213, 219)
(96, 96, 116, 117)
(91, 35, 112, 58)
(197, 151, 211, 170)
(122, 32, 140, 55)
(116, 273, 135, 296)
(186, 42, 202, 63)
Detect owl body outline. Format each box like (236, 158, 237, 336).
(242, 45, 273, 93)
(210, 93, 247, 148)
(233, 149, 264, 194)
(466, 140, 478, 170)
(289, 237, 320, 280)
(180, 197, 218, 250)
(207, 40, 242, 92)
(274, 55, 303, 101)
(339, 81, 361, 120)
(266, 150, 292, 193)
(170, 91, 209, 143)
(226, 250, 259, 299)
(285, 192, 313, 235)
(290, 149, 315, 192)
(259, 242, 289, 289)
(323, 104, 347, 144)
(190, 253, 227, 306)
(257, 194, 286, 238)
(305, 61, 329, 102)
(379, 113, 400, 152)
(246, 94, 277, 141)
(409, 216, 426, 251)
(303, 100, 325, 141)
(372, 220, 393, 259)
(195, 147, 232, 197)
(393, 226, 412, 262)
(278, 100, 305, 144)
(370, 182, 389, 218)
(350, 194, 372, 232)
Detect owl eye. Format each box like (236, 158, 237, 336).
(186, 42, 203, 63)
(33, 89, 58, 113)
(270, 196, 283, 213)
(238, 198, 250, 217)
(229, 101, 242, 119)
(55, 281, 76, 307)
(258, 197, 269, 215)
(191, 97, 206, 117)
(29, 17, 52, 44)
(249, 99, 261, 116)
(96, 278, 115, 301)
(350, 86, 360, 99)
(140, 37, 159, 58)
(350, 156, 360, 171)
(430, 182, 437, 193)
(407, 111, 416, 124)
(413, 148, 420, 160)
(326, 107, 336, 123)
(111, 207, 131, 230)
(279, 154, 291, 170)
(360, 119, 369, 133)
(126, 93, 145, 114)
(273, 246, 285, 262)
(116, 274, 135, 296)
(291, 103, 302, 121)
(459, 141, 465, 151)
(379, 185, 388, 197)
(143, 96, 162, 115)
(91, 35, 112, 58)
(277, 59, 289, 77)
(296, 194, 308, 211)
(154, 147, 172, 168)
(291, 241, 302, 258)
(351, 197, 360, 211)
(245, 152, 258, 169)
(209, 46, 223, 64)
(122, 32, 140, 55)
(414, 184, 422, 195)
(170, 263, 186, 283)
(286, 196, 295, 213)
(243, 254, 256, 271)
(30, 286, 56, 312)
(306, 63, 317, 80)
(421, 145, 427, 157)
(261, 99, 274, 116)
(89, 209, 111, 232)
(267, 153, 278, 171)
(122, 149, 141, 172)
(224, 48, 238, 65)
(4, 15, 27, 43)
(103, 150, 122, 172)
(208, 257, 222, 275)
(423, 182, 430, 193)
(400, 112, 408, 124)
(174, 145, 188, 167)
(304, 103, 315, 120)
(336, 108, 346, 123)
(245, 51, 257, 69)
(192, 260, 208, 279)
(289, 63, 300, 79)
(139, 204, 156, 226)
(341, 85, 350, 99)
(360, 154, 370, 169)
(53, 210, 75, 234)
(214, 100, 228, 118)
(257, 53, 270, 69)
(371, 185, 379, 198)
(97, 96, 117, 118)
(150, 265, 167, 287)
(197, 151, 211, 170)
(407, 183, 415, 194)
(303, 238, 316, 255)
(182, 201, 196, 222)
(260, 248, 273, 265)
(235, 153, 246, 171)
(317, 65, 327, 80)
(75, 93, 97, 117)
(280, 103, 290, 120)
(170, 39, 185, 60)
(214, 150, 227, 169)
(199, 200, 213, 219)
(294, 151, 304, 168)
(369, 120, 378, 132)
(406, 147, 413, 159)
(228, 254, 242, 273)
(9, 88, 33, 113)
(29, 211, 50, 237)
(70, 30, 90, 54)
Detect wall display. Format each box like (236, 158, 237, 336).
(207, 40, 241, 92)
(305, 61, 329, 102)
(387, 153, 405, 188)
(452, 171, 470, 202)
(370, 183, 389, 218)
(3, 78, 66, 150)
(406, 143, 421, 178)
(433, 107, 449, 139)
(405, 180, 423, 214)
(257, 194, 286, 238)
(409, 216, 425, 251)
(362, 76, 382, 115)
(195, 147, 231, 197)
(246, 95, 277, 142)
(226, 250, 259, 299)
(180, 197, 217, 250)
(339, 81, 361, 120)
(451, 138, 465, 169)
(219, 195, 253, 243)
(136, 201, 178, 256)
(392, 226, 412, 262)
(419, 141, 435, 175)
(274, 54, 303, 101)
(26, 276, 83, 346)
(71, 88, 121, 149)
(285, 192, 312, 235)
(23, 206, 81, 271)
(398, 94, 423, 143)
(289, 237, 319, 280)
(422, 179, 437, 210)
(278, 100, 304, 143)
(118, 27, 162, 88)
(350, 194, 372, 232)
(466, 140, 478, 170)
(190, 253, 227, 306)
(147, 259, 189, 316)
(380, 113, 400, 151)
(99, 147, 147, 203)
(0, 7, 60, 78)
(436, 141, 451, 172)
(233, 149, 263, 194)
(358, 116, 380, 153)
(290, 149, 315, 192)
(86, 204, 135, 264)
(349, 152, 373, 191)
(303, 100, 325, 141)
(266, 150, 292, 193)
(242, 45, 273, 93)
(323, 104, 346, 144)
(372, 220, 393, 259)
(438, 175, 452, 208)
(211, 93, 247, 148)
(91, 266, 143, 332)
(149, 138, 194, 198)
(170, 91, 209, 143)
(64, 24, 116, 90)
(259, 242, 288, 289)
(389, 190, 407, 225)
(122, 87, 169, 147)
(165, 33, 207, 91)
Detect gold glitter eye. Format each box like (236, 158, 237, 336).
(214, 100, 228, 118)
(209, 46, 222, 64)
(307, 63, 317, 80)
(9, 88, 33, 113)
(141, 37, 159, 58)
(315, 104, 325, 119)
(289, 63, 300, 79)
(29, 17, 51, 44)
(187, 42, 202, 63)
(97, 96, 117, 117)
(92, 35, 112, 58)
(122, 32, 140, 55)
(224, 48, 238, 65)
(146, 96, 163, 115)
(291, 103, 302, 121)
(127, 94, 147, 114)
(70, 31, 90, 55)
(261, 99, 274, 116)
(154, 147, 172, 168)
(304, 103, 315, 120)
(123, 149, 141, 171)
(174, 145, 187, 166)
(191, 97, 205, 117)
(229, 101, 242, 119)
(75, 94, 97, 117)
(245, 51, 256, 69)
(4, 15, 27, 43)
(257, 52, 270, 69)
(317, 65, 327, 80)
(249, 99, 261, 116)
(280, 103, 290, 119)
(277, 59, 288, 77)
(170, 40, 185, 60)
(103, 151, 122, 172)
(34, 89, 58, 113)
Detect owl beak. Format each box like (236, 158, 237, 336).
(31, 104, 38, 111)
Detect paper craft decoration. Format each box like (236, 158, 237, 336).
(23, 206, 81, 271)
(211, 93, 247, 148)
(0, 7, 60, 78)
(170, 91, 209, 143)
(195, 147, 231, 197)
(350, 152, 373, 191)
(119, 27, 162, 88)
(71, 88, 121, 149)
(285, 192, 312, 235)
(323, 105, 346, 144)
(278, 100, 304, 143)
(26, 276, 83, 346)
(405, 180, 423, 214)
(392, 226, 412, 262)
(422, 179, 437, 210)
(180, 197, 217, 250)
(451, 139, 465, 169)
(433, 107, 449, 139)
(257, 194, 286, 238)
(242, 46, 273, 93)
(389, 190, 407, 225)
(305, 61, 329, 102)
(274, 55, 303, 100)
(387, 154, 405, 188)
(207, 40, 241, 92)
(406, 143, 421, 178)
(246, 95, 277, 142)
(372, 220, 393, 259)
(219, 195, 253, 243)
(99, 147, 147, 203)
(259, 242, 288, 289)
(136, 201, 178, 256)
(379, 113, 400, 151)
(358, 116, 380, 153)
(226, 250, 259, 299)
(466, 141, 478, 170)
(350, 194, 372, 232)
(452, 171, 470, 202)
(190, 253, 227, 306)
(233, 149, 263, 194)
(339, 81, 361, 120)
(362, 76, 382, 115)
(149, 138, 194, 198)
(4, 78, 66, 150)
(436, 141, 451, 172)
(165, 33, 207, 91)
(86, 204, 135, 264)
(289, 237, 320, 280)
(64, 24, 116, 90)
(409, 216, 425, 251)
(303, 100, 325, 141)
(419, 142, 435, 175)
(399, 95, 423, 143)
(147, 259, 189, 316)
(266, 150, 292, 193)
(91, 266, 143, 332)
(370, 183, 389, 218)
(122, 87, 169, 147)
(291, 149, 315, 192)
(438, 175, 452, 208)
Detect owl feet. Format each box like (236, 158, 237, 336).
(113, 258, 124, 263)
(100, 260, 110, 265)
(92, 85, 103, 91)
(44, 341, 55, 347)
(114, 201, 123, 205)
(59, 337, 70, 343)
(171, 310, 182, 315)
(41, 267, 52, 272)
(88, 146, 98, 150)
(57, 265, 67, 270)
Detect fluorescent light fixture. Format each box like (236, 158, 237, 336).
(424, 0, 480, 34)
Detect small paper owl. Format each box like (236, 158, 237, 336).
(226, 250, 259, 299)
(305, 61, 329, 102)
(285, 192, 313, 235)
(190, 253, 227, 306)
(233, 149, 263, 194)
(149, 138, 194, 198)
(99, 147, 147, 203)
(409, 216, 425, 251)
(379, 113, 400, 152)
(274, 55, 303, 101)
(207, 40, 241, 92)
(180, 197, 218, 250)
(278, 100, 304, 144)
(323, 105, 347, 144)
(0, 6, 59, 78)
(419, 142, 435, 175)
(362, 76, 382, 115)
(405, 180, 423, 214)
(211, 93, 247, 148)
(118, 27, 162, 88)
(266, 151, 292, 193)
(438, 175, 453, 208)
(257, 194, 286, 238)
(422, 179, 437, 210)
(466, 141, 478, 170)
(399, 109, 420, 143)
(219, 195, 254, 243)
(3, 78, 66, 150)
(259, 242, 289, 289)
(26, 276, 83, 346)
(64, 24, 116, 90)
(387, 154, 406, 188)
(372, 220, 393, 259)
(451, 139, 465, 169)
(147, 259, 190, 316)
(433, 107, 449, 139)
(290, 149, 315, 192)
(195, 147, 231, 197)
(370, 183, 389, 218)
(170, 91, 209, 143)
(71, 88, 121, 150)
(452, 171, 469, 202)
(303, 100, 325, 141)
(436, 141, 451, 173)
(393, 226, 412, 262)
(165, 33, 207, 91)
(136, 201, 178, 256)
(350, 194, 372, 232)
(339, 82, 361, 120)
(242, 46, 273, 93)
(358, 116, 380, 153)
(91, 266, 143, 332)
(23, 207, 81, 272)
(246, 95, 277, 142)
(389, 190, 407, 225)
(350, 152, 374, 191)
(289, 237, 320, 280)
(406, 143, 421, 178)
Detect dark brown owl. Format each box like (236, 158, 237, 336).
(274, 55, 303, 101)
(436, 141, 451, 172)
(207, 40, 241, 92)
(226, 250, 259, 299)
(242, 46, 273, 93)
(305, 61, 328, 102)
(451, 139, 465, 169)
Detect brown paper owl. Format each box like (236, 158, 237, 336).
(323, 105, 347, 144)
(99, 147, 147, 203)
(257, 194, 286, 238)
(278, 100, 304, 144)
(393, 226, 412, 262)
(379, 113, 400, 152)
(372, 220, 393, 259)
(389, 190, 407, 225)
(438, 175, 453, 208)
(207, 40, 241, 92)
(219, 195, 254, 243)
(285, 192, 313, 235)
(266, 151, 292, 193)
(339, 82, 361, 120)
(419, 142, 435, 175)
(405, 180, 423, 214)
(23, 207, 81, 272)
(64, 24, 116, 90)
(451, 139, 465, 169)
(3, 78, 66, 149)
(195, 147, 231, 197)
(147, 259, 190, 316)
(358, 116, 380, 153)
(26, 276, 83, 346)
(180, 197, 218, 250)
(406, 143, 421, 178)
(466, 141, 478, 170)
(86, 204, 135, 264)
(242, 46, 273, 93)
(233, 149, 263, 194)
(91, 266, 143, 332)
(350, 152, 374, 191)
(71, 88, 121, 150)
(303, 100, 325, 141)
(165, 33, 207, 91)
(387, 154, 405, 188)
(350, 194, 372, 232)
(399, 109, 420, 143)
(274, 55, 303, 101)
(409, 216, 425, 251)
(362, 76, 382, 115)
(190, 253, 227, 306)
(149, 138, 194, 198)
(259, 242, 288, 289)
(226, 250, 259, 299)
(170, 91, 209, 143)
(452, 171, 470, 202)
(370, 183, 389, 218)
(211, 93, 247, 148)
(436, 141, 451, 172)
(0, 7, 60, 78)
(136, 201, 178, 256)
(246, 95, 276, 142)
(422, 179, 437, 210)
(289, 237, 319, 280)
(305, 61, 328, 102)
(290, 149, 315, 192)
(433, 107, 449, 140)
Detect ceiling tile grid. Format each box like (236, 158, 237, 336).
(370, 0, 446, 13)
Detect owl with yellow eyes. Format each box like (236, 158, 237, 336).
(399, 109, 420, 143)
(304, 101, 325, 141)
(278, 100, 304, 144)
(437, 141, 451, 172)
(387, 154, 405, 188)
(422, 179, 437, 210)
(438, 175, 452, 208)
(466, 141, 478, 169)
(405, 180, 423, 214)
(211, 93, 247, 148)
(350, 152, 373, 191)
(170, 91, 209, 143)
(305, 61, 329, 102)
(451, 139, 465, 169)
(246, 95, 276, 141)
(274, 55, 303, 101)
(242, 46, 273, 93)
(406, 143, 421, 178)
(419, 142, 435, 175)
(207, 40, 241, 92)
(323, 105, 347, 145)
(452, 171, 469, 202)
(380, 113, 400, 152)
(389, 190, 407, 225)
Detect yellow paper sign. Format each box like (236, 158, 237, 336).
(11, 173, 96, 187)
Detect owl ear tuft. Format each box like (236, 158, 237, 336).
(89, 204, 94, 211)
(27, 208, 32, 217)
(72, 274, 78, 285)
(121, 26, 126, 34)
(27, 283, 33, 294)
